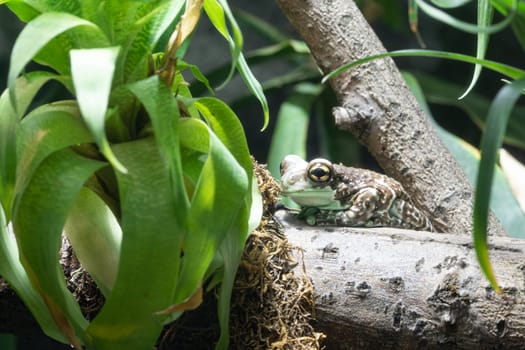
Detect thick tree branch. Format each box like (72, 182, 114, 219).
(277, 211, 525, 349)
(275, 0, 506, 236)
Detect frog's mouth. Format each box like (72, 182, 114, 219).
(281, 188, 347, 209)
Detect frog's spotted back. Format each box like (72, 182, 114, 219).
(280, 155, 433, 232)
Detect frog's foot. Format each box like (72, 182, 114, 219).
(297, 207, 323, 225)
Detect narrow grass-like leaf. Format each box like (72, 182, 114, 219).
(431, 0, 471, 8)
(203, 0, 242, 86)
(178, 60, 214, 95)
(14, 148, 105, 348)
(491, 0, 525, 51)
(7, 12, 107, 104)
(459, 0, 493, 99)
(87, 138, 183, 350)
(415, 0, 516, 34)
(323, 49, 525, 83)
(64, 187, 121, 296)
(203, 1, 269, 129)
(473, 78, 525, 292)
(408, 0, 426, 47)
(0, 207, 66, 343)
(189, 41, 312, 97)
(234, 8, 288, 42)
(268, 83, 324, 178)
(237, 54, 270, 130)
(413, 72, 525, 149)
(70, 47, 126, 173)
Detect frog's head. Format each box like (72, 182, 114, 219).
(280, 155, 345, 209)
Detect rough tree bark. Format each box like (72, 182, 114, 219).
(277, 211, 525, 350)
(275, 0, 506, 236)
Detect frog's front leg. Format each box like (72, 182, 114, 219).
(334, 187, 381, 226)
(307, 187, 382, 226)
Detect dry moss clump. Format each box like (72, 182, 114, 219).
(228, 162, 324, 349)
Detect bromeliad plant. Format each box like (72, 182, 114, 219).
(0, 0, 265, 349)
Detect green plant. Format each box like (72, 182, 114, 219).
(0, 0, 265, 349)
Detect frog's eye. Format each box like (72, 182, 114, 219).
(307, 158, 333, 184)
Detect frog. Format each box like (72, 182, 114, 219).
(279, 155, 433, 231)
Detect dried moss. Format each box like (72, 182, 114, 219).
(228, 161, 324, 349)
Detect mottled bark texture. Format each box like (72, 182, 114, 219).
(275, 0, 506, 236)
(277, 211, 525, 350)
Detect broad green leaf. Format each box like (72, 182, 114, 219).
(70, 47, 126, 173)
(0, 71, 57, 220)
(127, 76, 190, 223)
(5, 1, 41, 22)
(459, 0, 493, 99)
(14, 102, 92, 215)
(323, 49, 525, 83)
(473, 78, 525, 292)
(87, 138, 183, 350)
(267, 83, 324, 178)
(0, 207, 66, 343)
(194, 97, 252, 175)
(193, 98, 258, 347)
(17, 0, 81, 15)
(215, 174, 262, 350)
(174, 118, 249, 305)
(214, 205, 249, 350)
(117, 0, 186, 84)
(8, 12, 108, 101)
(64, 187, 122, 296)
(14, 148, 106, 348)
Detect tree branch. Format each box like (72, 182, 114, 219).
(277, 211, 525, 349)
(274, 0, 506, 236)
